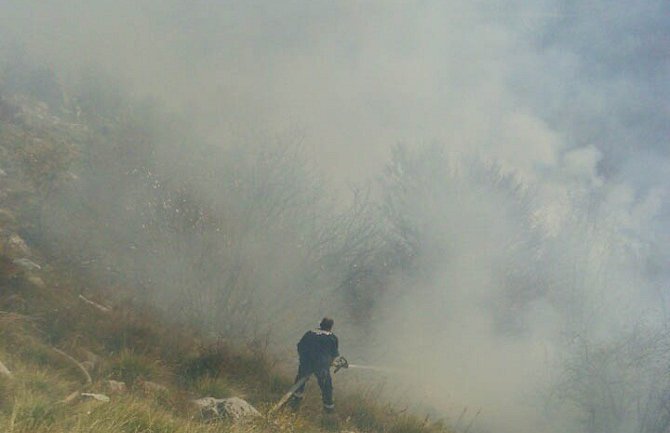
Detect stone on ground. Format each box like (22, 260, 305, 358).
(25, 274, 46, 289)
(193, 396, 261, 422)
(0, 360, 12, 378)
(80, 392, 111, 402)
(105, 380, 127, 394)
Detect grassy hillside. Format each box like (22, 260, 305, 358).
(0, 249, 448, 433)
(0, 88, 451, 433)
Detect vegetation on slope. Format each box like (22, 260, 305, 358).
(0, 264, 448, 433)
(0, 65, 452, 433)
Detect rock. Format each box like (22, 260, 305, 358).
(80, 393, 110, 402)
(7, 234, 30, 257)
(13, 258, 41, 271)
(105, 380, 127, 394)
(139, 380, 167, 394)
(2, 233, 30, 258)
(193, 396, 261, 422)
(65, 171, 79, 181)
(0, 168, 6, 176)
(0, 360, 12, 378)
(220, 397, 262, 420)
(25, 274, 46, 289)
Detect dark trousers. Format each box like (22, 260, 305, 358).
(292, 362, 334, 409)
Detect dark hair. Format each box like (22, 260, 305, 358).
(319, 317, 334, 331)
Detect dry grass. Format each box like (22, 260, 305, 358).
(0, 275, 453, 433)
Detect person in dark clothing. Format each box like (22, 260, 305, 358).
(290, 317, 340, 413)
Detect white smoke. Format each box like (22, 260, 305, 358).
(1, 1, 669, 432)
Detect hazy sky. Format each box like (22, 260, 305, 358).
(1, 1, 668, 185)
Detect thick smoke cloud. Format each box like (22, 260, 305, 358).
(1, 1, 669, 433)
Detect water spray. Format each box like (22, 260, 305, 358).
(347, 363, 401, 374)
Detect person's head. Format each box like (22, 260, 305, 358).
(319, 317, 334, 331)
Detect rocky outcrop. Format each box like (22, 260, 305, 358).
(1, 232, 31, 258)
(25, 274, 46, 289)
(0, 231, 42, 284)
(105, 380, 127, 394)
(62, 392, 110, 404)
(192, 396, 261, 422)
(13, 258, 41, 271)
(80, 392, 110, 402)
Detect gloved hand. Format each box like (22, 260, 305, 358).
(333, 356, 349, 373)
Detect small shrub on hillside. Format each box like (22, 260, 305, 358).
(320, 414, 342, 432)
(152, 388, 195, 418)
(268, 372, 292, 395)
(14, 136, 78, 193)
(337, 393, 389, 432)
(92, 303, 197, 363)
(389, 416, 434, 433)
(22, 370, 56, 394)
(226, 349, 273, 383)
(17, 342, 59, 368)
(180, 343, 232, 381)
(0, 311, 38, 339)
(108, 350, 163, 385)
(20, 371, 75, 407)
(13, 397, 65, 431)
(190, 376, 233, 398)
(153, 324, 201, 365)
(83, 396, 219, 433)
(0, 375, 17, 412)
(179, 341, 278, 402)
(100, 312, 162, 353)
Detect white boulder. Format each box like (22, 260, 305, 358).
(193, 396, 261, 422)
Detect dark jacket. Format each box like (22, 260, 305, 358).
(297, 329, 339, 370)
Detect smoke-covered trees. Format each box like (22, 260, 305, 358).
(22, 71, 391, 344)
(548, 328, 670, 433)
(377, 144, 545, 333)
(364, 144, 670, 433)
(6, 53, 670, 433)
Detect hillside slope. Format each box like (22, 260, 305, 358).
(0, 91, 451, 433)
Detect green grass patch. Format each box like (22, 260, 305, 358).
(107, 350, 164, 385)
(189, 376, 233, 398)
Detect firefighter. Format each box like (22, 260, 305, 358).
(289, 317, 341, 413)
